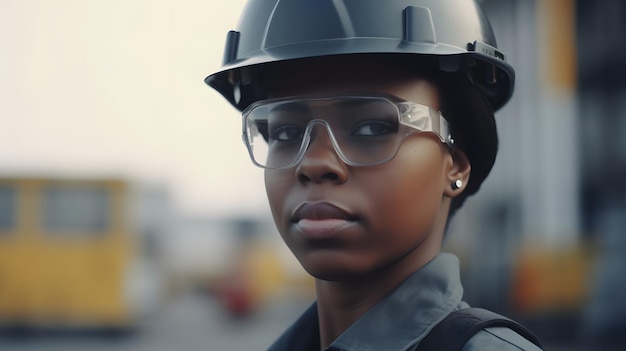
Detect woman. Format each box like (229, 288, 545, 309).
(205, 1, 542, 350)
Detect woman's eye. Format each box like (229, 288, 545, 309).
(353, 121, 395, 136)
(270, 125, 303, 142)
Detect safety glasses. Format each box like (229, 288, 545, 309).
(242, 95, 453, 169)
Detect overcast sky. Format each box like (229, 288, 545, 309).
(0, 0, 272, 217)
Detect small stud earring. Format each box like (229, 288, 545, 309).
(451, 179, 463, 190)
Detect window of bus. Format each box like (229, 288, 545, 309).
(0, 185, 17, 231)
(42, 186, 109, 234)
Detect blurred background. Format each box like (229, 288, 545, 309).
(0, 0, 624, 350)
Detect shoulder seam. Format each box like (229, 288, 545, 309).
(478, 327, 530, 351)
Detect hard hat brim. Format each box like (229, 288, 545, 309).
(205, 38, 514, 112)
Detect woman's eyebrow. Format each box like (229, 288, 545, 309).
(269, 102, 310, 114)
(268, 96, 394, 115)
(336, 99, 381, 108)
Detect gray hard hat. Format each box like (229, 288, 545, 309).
(205, 0, 515, 112)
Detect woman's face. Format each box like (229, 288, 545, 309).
(263, 58, 466, 281)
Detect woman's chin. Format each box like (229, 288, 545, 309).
(298, 254, 370, 282)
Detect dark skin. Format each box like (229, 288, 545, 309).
(264, 58, 471, 348)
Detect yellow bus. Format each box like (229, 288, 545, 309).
(0, 177, 137, 332)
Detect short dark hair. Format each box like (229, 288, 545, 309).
(437, 71, 498, 218)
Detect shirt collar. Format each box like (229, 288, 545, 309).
(268, 253, 464, 351)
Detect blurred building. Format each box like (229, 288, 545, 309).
(576, 0, 626, 347)
(447, 0, 626, 348)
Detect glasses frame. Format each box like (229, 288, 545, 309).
(241, 95, 454, 169)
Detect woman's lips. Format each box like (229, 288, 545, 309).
(292, 202, 357, 239)
(296, 218, 354, 238)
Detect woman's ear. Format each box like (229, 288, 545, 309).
(443, 148, 471, 198)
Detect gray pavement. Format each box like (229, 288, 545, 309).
(0, 293, 310, 351)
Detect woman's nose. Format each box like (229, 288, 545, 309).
(295, 123, 349, 184)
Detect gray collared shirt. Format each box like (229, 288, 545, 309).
(267, 253, 542, 351)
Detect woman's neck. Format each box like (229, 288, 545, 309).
(314, 243, 440, 349)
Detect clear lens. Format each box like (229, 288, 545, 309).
(242, 96, 450, 169)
